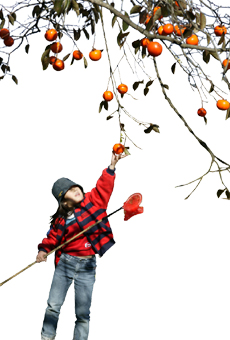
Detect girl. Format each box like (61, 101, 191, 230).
(36, 151, 127, 340)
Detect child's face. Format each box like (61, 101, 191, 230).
(64, 186, 84, 204)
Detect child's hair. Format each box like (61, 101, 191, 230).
(50, 190, 85, 226)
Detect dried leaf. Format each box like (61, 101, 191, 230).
(162, 84, 169, 90)
(0, 57, 3, 65)
(112, 15, 117, 27)
(73, 28, 81, 41)
(226, 190, 230, 199)
(32, 5, 41, 17)
(99, 101, 104, 113)
(146, 80, 154, 87)
(217, 189, 225, 198)
(54, 0, 63, 15)
(144, 87, 149, 96)
(106, 115, 113, 120)
(142, 46, 146, 59)
(83, 28, 89, 40)
(209, 51, 219, 61)
(204, 116, 207, 125)
(0, 9, 4, 21)
(132, 40, 140, 48)
(186, 11, 196, 21)
(8, 14, 15, 25)
(91, 20, 95, 35)
(63, 53, 70, 61)
(200, 12, 206, 30)
(72, 0, 80, 15)
(124, 147, 131, 155)
(171, 62, 176, 74)
(183, 28, 193, 39)
(209, 82, 214, 93)
(218, 33, 225, 46)
(133, 80, 144, 90)
(83, 57, 88, 68)
(12, 75, 18, 85)
(139, 10, 147, 25)
(226, 107, 230, 120)
(130, 5, 142, 15)
(203, 50, 210, 64)
(25, 44, 30, 54)
(104, 100, 108, 111)
(161, 5, 170, 17)
(144, 124, 160, 133)
(207, 35, 211, 46)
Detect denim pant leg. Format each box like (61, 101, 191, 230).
(73, 257, 96, 340)
(41, 254, 74, 340)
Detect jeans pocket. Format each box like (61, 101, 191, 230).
(85, 258, 97, 270)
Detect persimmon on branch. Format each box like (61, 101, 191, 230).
(0, 0, 230, 199)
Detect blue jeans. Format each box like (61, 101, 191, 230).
(41, 253, 96, 340)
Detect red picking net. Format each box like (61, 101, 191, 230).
(123, 193, 144, 221)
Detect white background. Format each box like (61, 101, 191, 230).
(0, 1, 230, 340)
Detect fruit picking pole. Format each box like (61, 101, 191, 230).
(0, 207, 123, 287)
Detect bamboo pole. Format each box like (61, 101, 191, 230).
(0, 207, 123, 287)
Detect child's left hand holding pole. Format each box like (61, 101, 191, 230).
(109, 150, 128, 170)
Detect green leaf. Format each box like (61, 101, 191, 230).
(144, 87, 149, 96)
(42, 56, 50, 70)
(130, 5, 142, 15)
(83, 57, 88, 68)
(72, 0, 80, 15)
(12, 75, 18, 85)
(73, 28, 81, 41)
(112, 15, 117, 27)
(0, 19, 5, 30)
(171, 63, 176, 74)
(63, 0, 71, 13)
(25, 44, 30, 54)
(41, 48, 50, 62)
(122, 12, 129, 31)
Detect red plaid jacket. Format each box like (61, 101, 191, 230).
(38, 167, 116, 267)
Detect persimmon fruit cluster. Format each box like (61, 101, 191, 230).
(0, 28, 14, 46)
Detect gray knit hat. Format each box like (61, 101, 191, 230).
(52, 177, 84, 204)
